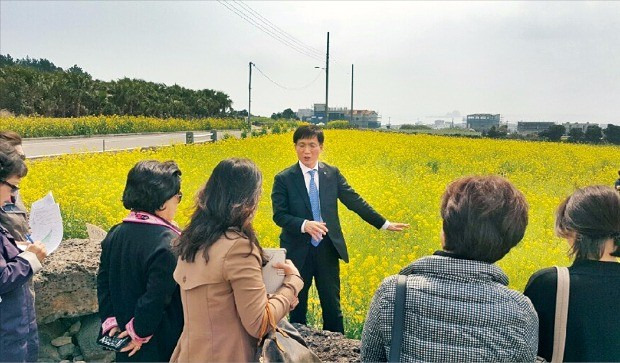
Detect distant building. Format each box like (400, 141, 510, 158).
(312, 104, 348, 122)
(351, 109, 380, 128)
(434, 120, 448, 129)
(466, 114, 500, 132)
(563, 122, 596, 133)
(517, 121, 555, 135)
(305, 104, 381, 128)
(296, 108, 313, 121)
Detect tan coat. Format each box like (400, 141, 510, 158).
(170, 233, 303, 363)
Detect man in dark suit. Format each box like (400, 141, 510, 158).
(272, 125, 408, 333)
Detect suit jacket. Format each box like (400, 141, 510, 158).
(272, 162, 386, 266)
(170, 232, 303, 362)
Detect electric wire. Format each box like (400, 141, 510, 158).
(233, 1, 324, 58)
(218, 1, 324, 61)
(253, 64, 323, 91)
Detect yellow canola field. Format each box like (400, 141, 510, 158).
(21, 130, 618, 338)
(0, 115, 244, 137)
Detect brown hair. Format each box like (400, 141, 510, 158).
(0, 131, 22, 146)
(0, 141, 27, 180)
(440, 175, 529, 263)
(555, 185, 620, 260)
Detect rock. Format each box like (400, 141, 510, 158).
(38, 320, 66, 361)
(60, 360, 71, 363)
(38, 342, 61, 362)
(68, 321, 82, 335)
(75, 314, 114, 362)
(58, 343, 75, 359)
(34, 239, 101, 324)
(292, 323, 361, 362)
(73, 356, 84, 362)
(51, 336, 72, 347)
(72, 345, 82, 357)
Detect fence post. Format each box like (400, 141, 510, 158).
(186, 132, 194, 144)
(211, 130, 217, 142)
(103, 139, 105, 152)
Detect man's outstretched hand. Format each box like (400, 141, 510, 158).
(387, 222, 409, 232)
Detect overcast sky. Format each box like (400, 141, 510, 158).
(2, 1, 620, 125)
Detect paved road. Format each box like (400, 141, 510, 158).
(22, 131, 220, 158)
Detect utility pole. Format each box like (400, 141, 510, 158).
(248, 62, 253, 128)
(350, 64, 354, 124)
(325, 32, 330, 123)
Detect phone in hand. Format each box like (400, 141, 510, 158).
(97, 333, 130, 352)
(262, 248, 287, 294)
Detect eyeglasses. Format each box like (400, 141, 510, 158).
(0, 179, 19, 193)
(176, 191, 183, 202)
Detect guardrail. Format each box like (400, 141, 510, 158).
(185, 131, 216, 144)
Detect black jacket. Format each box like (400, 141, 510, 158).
(524, 260, 620, 362)
(97, 222, 183, 362)
(272, 162, 385, 266)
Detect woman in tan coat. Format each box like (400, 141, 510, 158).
(170, 158, 303, 362)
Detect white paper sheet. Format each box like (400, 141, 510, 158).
(29, 192, 63, 254)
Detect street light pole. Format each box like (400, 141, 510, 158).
(248, 62, 253, 128)
(325, 32, 329, 123)
(350, 64, 354, 124)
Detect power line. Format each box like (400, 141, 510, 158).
(253, 64, 323, 91)
(217, 1, 324, 62)
(233, 1, 324, 58)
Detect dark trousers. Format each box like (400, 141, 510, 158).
(289, 236, 344, 333)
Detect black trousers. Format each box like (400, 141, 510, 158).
(289, 236, 344, 333)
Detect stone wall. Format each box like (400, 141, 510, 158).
(33, 237, 361, 362)
(34, 238, 113, 362)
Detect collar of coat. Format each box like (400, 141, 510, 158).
(398, 254, 510, 286)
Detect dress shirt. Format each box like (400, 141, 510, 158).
(298, 161, 390, 232)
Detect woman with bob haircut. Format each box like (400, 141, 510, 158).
(0, 140, 47, 362)
(170, 158, 303, 362)
(97, 160, 184, 362)
(524, 185, 620, 362)
(361, 175, 538, 362)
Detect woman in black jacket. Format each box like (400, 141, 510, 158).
(524, 185, 620, 362)
(97, 160, 184, 362)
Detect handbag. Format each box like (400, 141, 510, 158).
(536, 266, 570, 363)
(255, 304, 321, 363)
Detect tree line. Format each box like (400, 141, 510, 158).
(0, 54, 236, 119)
(485, 124, 620, 145)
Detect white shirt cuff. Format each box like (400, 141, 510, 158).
(301, 220, 308, 233)
(18, 250, 43, 274)
(381, 220, 391, 230)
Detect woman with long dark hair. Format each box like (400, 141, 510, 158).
(524, 185, 620, 362)
(170, 158, 303, 362)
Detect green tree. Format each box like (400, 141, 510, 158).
(584, 125, 603, 144)
(539, 125, 566, 142)
(487, 125, 507, 139)
(603, 124, 620, 145)
(567, 128, 585, 143)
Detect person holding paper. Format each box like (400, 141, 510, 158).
(171, 158, 303, 362)
(97, 160, 184, 362)
(0, 140, 47, 362)
(271, 125, 408, 333)
(0, 131, 30, 242)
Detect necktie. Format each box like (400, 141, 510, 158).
(308, 169, 322, 247)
